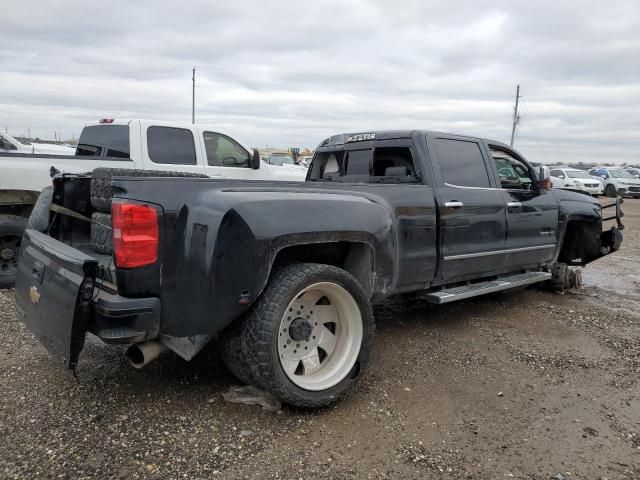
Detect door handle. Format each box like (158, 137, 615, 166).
(444, 201, 464, 208)
(507, 202, 522, 208)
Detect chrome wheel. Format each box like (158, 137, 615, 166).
(277, 282, 363, 391)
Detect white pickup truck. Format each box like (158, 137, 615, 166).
(0, 119, 306, 287)
(0, 131, 76, 155)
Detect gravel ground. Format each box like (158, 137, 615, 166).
(1, 199, 639, 479)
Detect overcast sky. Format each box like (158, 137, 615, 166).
(1, 0, 639, 164)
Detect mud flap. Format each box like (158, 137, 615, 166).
(15, 229, 97, 369)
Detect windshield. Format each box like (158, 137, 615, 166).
(269, 156, 295, 165)
(610, 169, 635, 179)
(494, 158, 532, 183)
(566, 170, 592, 179)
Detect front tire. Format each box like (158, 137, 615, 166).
(241, 263, 375, 408)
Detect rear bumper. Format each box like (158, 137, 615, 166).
(15, 229, 162, 371)
(90, 286, 161, 344)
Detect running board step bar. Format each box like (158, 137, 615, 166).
(425, 271, 552, 304)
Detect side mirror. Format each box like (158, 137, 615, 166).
(537, 166, 551, 190)
(250, 148, 260, 170)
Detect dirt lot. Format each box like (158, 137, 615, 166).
(1, 199, 639, 480)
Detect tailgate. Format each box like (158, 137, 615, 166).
(15, 229, 97, 369)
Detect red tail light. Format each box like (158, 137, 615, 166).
(112, 202, 158, 268)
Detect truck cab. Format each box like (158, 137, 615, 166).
(76, 119, 305, 182)
(308, 131, 565, 283)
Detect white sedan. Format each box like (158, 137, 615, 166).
(550, 168, 603, 196)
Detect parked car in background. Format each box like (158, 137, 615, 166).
(624, 167, 640, 178)
(588, 167, 640, 198)
(550, 168, 603, 196)
(298, 155, 314, 168)
(0, 131, 75, 155)
(266, 154, 295, 166)
(266, 154, 308, 172)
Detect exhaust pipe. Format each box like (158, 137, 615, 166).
(126, 341, 168, 369)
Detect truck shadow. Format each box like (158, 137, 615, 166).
(68, 286, 554, 412)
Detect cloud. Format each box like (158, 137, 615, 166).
(0, 0, 638, 164)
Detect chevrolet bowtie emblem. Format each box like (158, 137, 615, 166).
(29, 286, 41, 304)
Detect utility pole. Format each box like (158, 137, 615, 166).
(510, 85, 521, 147)
(192, 67, 196, 124)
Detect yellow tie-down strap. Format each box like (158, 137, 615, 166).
(49, 204, 112, 230)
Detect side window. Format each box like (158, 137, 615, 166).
(147, 126, 196, 165)
(371, 147, 419, 183)
(490, 147, 534, 190)
(204, 131, 250, 168)
(434, 138, 491, 188)
(550, 169, 565, 179)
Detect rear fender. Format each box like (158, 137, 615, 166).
(159, 194, 396, 353)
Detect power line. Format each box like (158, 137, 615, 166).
(192, 67, 196, 124)
(510, 85, 521, 147)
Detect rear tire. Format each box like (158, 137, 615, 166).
(90, 212, 113, 255)
(0, 215, 28, 288)
(240, 263, 375, 408)
(605, 184, 617, 198)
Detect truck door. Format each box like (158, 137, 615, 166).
(200, 130, 268, 180)
(485, 143, 559, 268)
(427, 134, 507, 281)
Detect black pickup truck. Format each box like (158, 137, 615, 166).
(15, 130, 623, 407)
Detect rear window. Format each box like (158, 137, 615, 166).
(76, 125, 130, 158)
(345, 150, 371, 175)
(147, 126, 196, 165)
(309, 146, 419, 184)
